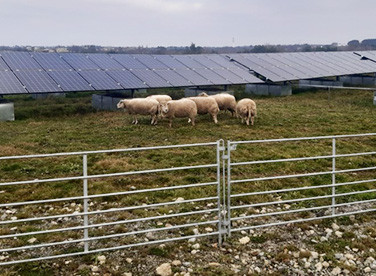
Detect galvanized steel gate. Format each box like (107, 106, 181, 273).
(1, 134, 376, 265)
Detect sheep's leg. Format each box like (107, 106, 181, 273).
(131, 116, 136, 124)
(191, 117, 195, 126)
(229, 108, 235, 117)
(212, 114, 218, 124)
(169, 119, 173, 128)
(241, 117, 244, 124)
(134, 117, 138, 125)
(188, 118, 191, 123)
(251, 115, 254, 126)
(246, 117, 250, 126)
(152, 114, 158, 125)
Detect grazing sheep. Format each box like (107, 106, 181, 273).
(236, 98, 257, 126)
(199, 92, 237, 116)
(146, 94, 172, 104)
(117, 98, 160, 125)
(160, 99, 197, 127)
(188, 97, 219, 123)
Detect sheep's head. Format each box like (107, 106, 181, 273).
(160, 103, 169, 116)
(198, 92, 209, 97)
(117, 100, 126, 109)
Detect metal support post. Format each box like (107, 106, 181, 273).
(216, 140, 223, 245)
(83, 154, 89, 252)
(332, 138, 336, 216)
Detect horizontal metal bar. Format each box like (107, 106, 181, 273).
(230, 178, 376, 198)
(0, 163, 217, 187)
(230, 133, 376, 145)
(230, 166, 376, 184)
(230, 207, 376, 233)
(0, 196, 218, 225)
(0, 181, 218, 208)
(231, 187, 376, 208)
(0, 208, 219, 239)
(298, 84, 376, 91)
(0, 220, 219, 253)
(0, 142, 217, 161)
(0, 232, 219, 266)
(231, 151, 376, 166)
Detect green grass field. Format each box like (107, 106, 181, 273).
(1, 86, 376, 274)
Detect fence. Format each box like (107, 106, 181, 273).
(1, 133, 376, 265)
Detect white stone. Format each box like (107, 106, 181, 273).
(191, 250, 198, 255)
(126, 258, 133, 263)
(97, 255, 106, 264)
(156, 263, 172, 276)
(311, 251, 319, 259)
(171, 260, 182, 266)
(304, 262, 311, 268)
(344, 253, 354, 260)
(239, 236, 250, 245)
(364, 267, 371, 273)
(191, 243, 200, 249)
(208, 262, 220, 266)
(91, 266, 99, 272)
(192, 228, 199, 235)
(334, 231, 343, 238)
(124, 273, 132, 276)
(331, 267, 341, 275)
(322, 261, 330, 268)
(315, 262, 323, 271)
(205, 227, 213, 232)
(175, 197, 184, 202)
(28, 237, 37, 244)
(332, 223, 340, 231)
(188, 238, 196, 243)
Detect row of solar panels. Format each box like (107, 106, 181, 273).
(1, 51, 376, 95)
(227, 51, 376, 82)
(0, 52, 263, 95)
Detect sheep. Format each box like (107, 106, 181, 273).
(160, 99, 197, 127)
(117, 98, 160, 125)
(188, 96, 219, 124)
(146, 94, 172, 104)
(235, 98, 257, 126)
(199, 92, 237, 116)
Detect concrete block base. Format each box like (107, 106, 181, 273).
(0, 101, 15, 121)
(245, 84, 292, 96)
(299, 79, 343, 89)
(340, 75, 376, 86)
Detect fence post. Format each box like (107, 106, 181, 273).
(83, 154, 89, 252)
(332, 138, 336, 216)
(216, 140, 223, 245)
(226, 140, 232, 237)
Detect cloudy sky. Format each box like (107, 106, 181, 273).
(0, 0, 375, 47)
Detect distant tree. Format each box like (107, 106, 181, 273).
(361, 39, 376, 47)
(348, 40, 360, 47)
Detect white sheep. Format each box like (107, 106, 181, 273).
(199, 92, 237, 116)
(146, 94, 172, 104)
(236, 98, 257, 126)
(189, 96, 219, 124)
(117, 98, 160, 125)
(160, 99, 197, 127)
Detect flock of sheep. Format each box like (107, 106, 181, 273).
(116, 93, 257, 127)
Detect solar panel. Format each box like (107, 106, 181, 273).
(153, 69, 192, 86)
(340, 52, 376, 71)
(210, 55, 241, 68)
(307, 52, 353, 75)
(172, 55, 205, 69)
(1, 52, 42, 70)
(174, 68, 212, 85)
(227, 67, 265, 83)
(60, 53, 100, 70)
(47, 70, 93, 91)
(32, 52, 72, 71)
(0, 57, 10, 70)
(78, 70, 122, 90)
(130, 69, 172, 88)
(154, 55, 187, 69)
(295, 53, 337, 75)
(209, 68, 248, 84)
(14, 70, 62, 93)
(0, 70, 27, 94)
(87, 54, 124, 70)
(106, 70, 149, 89)
(193, 68, 231, 85)
(134, 55, 170, 69)
(189, 55, 222, 69)
(111, 54, 148, 70)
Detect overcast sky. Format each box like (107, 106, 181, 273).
(0, 0, 375, 47)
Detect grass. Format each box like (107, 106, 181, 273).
(1, 86, 376, 271)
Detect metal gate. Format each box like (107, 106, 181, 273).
(225, 133, 376, 235)
(1, 133, 376, 265)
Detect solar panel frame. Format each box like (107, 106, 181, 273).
(111, 54, 149, 70)
(87, 54, 124, 70)
(60, 53, 101, 71)
(174, 68, 213, 85)
(153, 55, 187, 69)
(14, 70, 62, 93)
(47, 70, 93, 92)
(153, 69, 193, 87)
(0, 70, 28, 94)
(308, 52, 354, 75)
(105, 70, 149, 89)
(268, 53, 320, 78)
(172, 55, 206, 69)
(133, 55, 170, 69)
(320, 52, 366, 73)
(32, 52, 72, 71)
(189, 55, 222, 69)
(341, 52, 376, 71)
(129, 69, 172, 88)
(210, 55, 241, 68)
(1, 52, 43, 70)
(193, 68, 231, 85)
(209, 68, 249, 84)
(0, 57, 10, 71)
(78, 70, 122, 90)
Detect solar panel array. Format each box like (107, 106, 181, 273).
(0, 51, 376, 95)
(227, 51, 376, 82)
